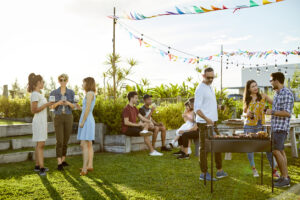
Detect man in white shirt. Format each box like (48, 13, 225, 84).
(194, 67, 228, 181)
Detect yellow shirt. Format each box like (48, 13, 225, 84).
(245, 98, 266, 126)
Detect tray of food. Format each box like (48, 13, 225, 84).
(210, 131, 269, 140)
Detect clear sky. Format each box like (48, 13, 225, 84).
(0, 0, 299, 92)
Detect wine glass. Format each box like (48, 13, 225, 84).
(74, 95, 79, 110)
(61, 95, 67, 113)
(151, 103, 157, 109)
(49, 96, 55, 112)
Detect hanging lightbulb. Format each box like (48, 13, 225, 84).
(266, 67, 268, 72)
(249, 67, 252, 72)
(275, 63, 278, 69)
(167, 46, 171, 54)
(237, 64, 239, 67)
(285, 70, 288, 75)
(286, 55, 288, 63)
(226, 66, 228, 69)
(278, 68, 281, 72)
(242, 63, 245, 69)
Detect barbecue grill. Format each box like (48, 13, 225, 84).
(201, 125, 274, 193)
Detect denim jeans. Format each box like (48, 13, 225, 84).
(244, 121, 276, 168)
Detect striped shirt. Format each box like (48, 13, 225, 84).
(271, 87, 294, 132)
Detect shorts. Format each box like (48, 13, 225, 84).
(124, 127, 143, 137)
(273, 130, 288, 151)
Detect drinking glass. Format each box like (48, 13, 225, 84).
(49, 96, 55, 112)
(74, 95, 79, 110)
(61, 95, 67, 113)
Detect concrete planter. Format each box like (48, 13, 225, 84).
(104, 130, 176, 153)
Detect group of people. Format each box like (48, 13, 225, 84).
(28, 67, 294, 188)
(121, 67, 294, 188)
(28, 73, 96, 176)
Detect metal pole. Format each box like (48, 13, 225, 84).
(220, 45, 223, 93)
(112, 7, 116, 101)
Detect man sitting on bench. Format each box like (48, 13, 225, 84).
(121, 91, 163, 156)
(139, 94, 171, 152)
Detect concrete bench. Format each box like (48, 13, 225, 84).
(104, 130, 176, 153)
(104, 130, 200, 156)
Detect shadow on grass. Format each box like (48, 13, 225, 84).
(39, 176, 63, 200)
(87, 175, 127, 200)
(62, 171, 106, 200)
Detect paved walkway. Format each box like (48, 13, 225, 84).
(270, 183, 300, 200)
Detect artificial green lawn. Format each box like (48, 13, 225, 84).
(0, 148, 299, 200)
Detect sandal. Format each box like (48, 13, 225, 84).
(79, 168, 94, 172)
(80, 171, 88, 176)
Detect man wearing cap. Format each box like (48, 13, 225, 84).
(139, 94, 171, 152)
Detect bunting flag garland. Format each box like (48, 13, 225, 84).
(108, 0, 285, 21)
(118, 22, 300, 65)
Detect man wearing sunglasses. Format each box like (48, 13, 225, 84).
(194, 67, 228, 181)
(265, 72, 294, 187)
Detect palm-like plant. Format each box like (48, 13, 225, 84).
(104, 53, 138, 99)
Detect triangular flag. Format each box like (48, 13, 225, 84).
(276, 0, 284, 2)
(200, 6, 213, 12)
(263, 0, 272, 5)
(175, 7, 185, 14)
(250, 0, 259, 7)
(222, 5, 228, 9)
(168, 54, 172, 60)
(211, 5, 222, 10)
(193, 6, 204, 13)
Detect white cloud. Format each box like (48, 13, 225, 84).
(282, 35, 300, 44)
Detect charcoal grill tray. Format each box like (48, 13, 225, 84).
(205, 139, 271, 153)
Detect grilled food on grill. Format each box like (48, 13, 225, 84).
(212, 131, 269, 139)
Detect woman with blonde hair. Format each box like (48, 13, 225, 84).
(76, 77, 96, 176)
(28, 73, 54, 176)
(50, 74, 75, 171)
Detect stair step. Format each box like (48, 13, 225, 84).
(0, 144, 100, 164)
(0, 133, 79, 151)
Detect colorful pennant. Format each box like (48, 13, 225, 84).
(118, 22, 300, 65)
(108, 0, 285, 21)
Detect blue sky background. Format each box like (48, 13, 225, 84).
(0, 0, 299, 91)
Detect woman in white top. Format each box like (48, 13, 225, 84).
(28, 73, 54, 176)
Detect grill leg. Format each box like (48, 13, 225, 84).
(271, 137, 274, 193)
(211, 141, 213, 193)
(261, 152, 263, 185)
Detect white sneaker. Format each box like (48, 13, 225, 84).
(188, 147, 192, 155)
(149, 150, 163, 156)
(174, 141, 178, 147)
(139, 130, 153, 136)
(252, 169, 259, 177)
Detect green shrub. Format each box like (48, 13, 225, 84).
(294, 102, 300, 118)
(0, 97, 32, 118)
(152, 102, 185, 130)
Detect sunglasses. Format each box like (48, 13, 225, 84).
(206, 76, 214, 80)
(60, 79, 67, 82)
